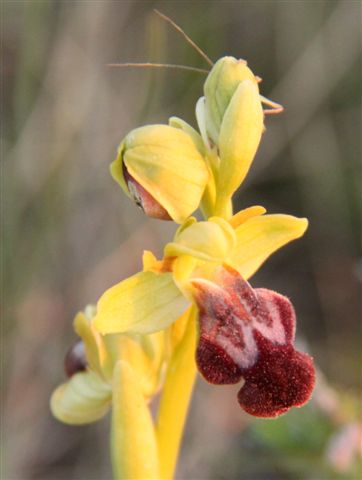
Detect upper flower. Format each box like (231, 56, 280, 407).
(111, 124, 209, 223)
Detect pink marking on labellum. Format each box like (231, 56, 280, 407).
(191, 265, 315, 417)
(122, 163, 171, 220)
(64, 340, 87, 377)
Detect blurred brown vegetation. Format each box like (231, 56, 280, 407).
(2, 1, 361, 479)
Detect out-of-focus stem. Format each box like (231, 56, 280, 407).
(111, 361, 159, 479)
(156, 307, 197, 479)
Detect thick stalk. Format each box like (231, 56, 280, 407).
(213, 195, 234, 220)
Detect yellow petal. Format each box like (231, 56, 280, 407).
(230, 214, 308, 279)
(165, 217, 236, 263)
(168, 116, 205, 155)
(142, 250, 158, 271)
(110, 142, 130, 197)
(195, 96, 212, 150)
(74, 308, 113, 380)
(229, 205, 266, 228)
(111, 361, 159, 479)
(215, 80, 263, 214)
(50, 371, 111, 425)
(93, 271, 189, 335)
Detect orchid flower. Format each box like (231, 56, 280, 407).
(51, 49, 315, 480)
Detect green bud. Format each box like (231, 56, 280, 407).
(204, 56, 258, 145)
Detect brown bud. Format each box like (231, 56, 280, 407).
(64, 340, 87, 377)
(122, 163, 171, 220)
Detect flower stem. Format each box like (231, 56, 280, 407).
(156, 307, 197, 479)
(111, 361, 159, 479)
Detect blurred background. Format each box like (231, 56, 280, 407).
(3, 1, 361, 479)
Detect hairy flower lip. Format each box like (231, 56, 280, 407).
(192, 265, 316, 417)
(196, 335, 242, 385)
(237, 332, 316, 417)
(122, 163, 172, 220)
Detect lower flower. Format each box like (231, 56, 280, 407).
(93, 208, 315, 418)
(50, 305, 165, 425)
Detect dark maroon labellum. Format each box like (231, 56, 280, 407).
(122, 163, 172, 220)
(64, 340, 87, 377)
(192, 265, 315, 418)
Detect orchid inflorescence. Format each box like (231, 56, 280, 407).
(51, 15, 315, 480)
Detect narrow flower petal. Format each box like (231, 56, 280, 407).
(112, 361, 159, 479)
(195, 96, 212, 150)
(229, 205, 266, 228)
(216, 80, 264, 211)
(50, 371, 111, 425)
(93, 271, 189, 335)
(230, 214, 308, 280)
(74, 308, 112, 379)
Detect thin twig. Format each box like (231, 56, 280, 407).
(107, 62, 209, 74)
(260, 94, 284, 114)
(153, 9, 213, 67)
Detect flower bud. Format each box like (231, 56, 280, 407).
(195, 57, 264, 215)
(111, 125, 209, 224)
(204, 56, 258, 145)
(64, 340, 87, 377)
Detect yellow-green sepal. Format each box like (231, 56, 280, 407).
(110, 141, 130, 198)
(50, 371, 111, 425)
(111, 125, 209, 223)
(93, 270, 189, 335)
(229, 214, 308, 279)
